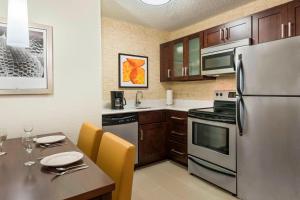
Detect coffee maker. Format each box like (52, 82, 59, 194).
(111, 91, 127, 110)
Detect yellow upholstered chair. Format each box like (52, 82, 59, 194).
(96, 132, 135, 200)
(77, 122, 102, 162)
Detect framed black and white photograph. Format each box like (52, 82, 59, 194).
(0, 19, 53, 95)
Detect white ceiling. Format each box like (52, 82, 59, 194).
(101, 0, 255, 31)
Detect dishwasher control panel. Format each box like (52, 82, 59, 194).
(102, 113, 138, 126)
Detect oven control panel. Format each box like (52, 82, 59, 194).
(215, 90, 236, 101)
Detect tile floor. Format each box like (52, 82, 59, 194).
(132, 161, 238, 200)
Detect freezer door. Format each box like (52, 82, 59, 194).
(236, 36, 300, 96)
(237, 96, 300, 200)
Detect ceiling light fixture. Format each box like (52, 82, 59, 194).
(140, 0, 171, 6)
(7, 0, 30, 48)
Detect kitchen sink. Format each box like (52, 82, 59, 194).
(135, 107, 151, 110)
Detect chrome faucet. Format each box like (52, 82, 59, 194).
(135, 91, 143, 107)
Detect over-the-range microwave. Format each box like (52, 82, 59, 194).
(201, 39, 251, 76)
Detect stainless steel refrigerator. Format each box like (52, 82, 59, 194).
(235, 36, 300, 200)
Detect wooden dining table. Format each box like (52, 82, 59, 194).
(0, 133, 115, 200)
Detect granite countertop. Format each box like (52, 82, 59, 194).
(102, 100, 213, 115)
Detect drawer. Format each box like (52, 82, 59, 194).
(168, 111, 187, 123)
(169, 130, 187, 144)
(168, 141, 187, 165)
(138, 111, 165, 124)
(167, 111, 187, 132)
(188, 155, 236, 194)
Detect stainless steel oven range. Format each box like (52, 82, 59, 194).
(188, 90, 237, 194)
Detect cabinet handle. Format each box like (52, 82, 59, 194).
(224, 28, 229, 40)
(288, 22, 292, 37)
(219, 29, 224, 40)
(140, 129, 144, 141)
(281, 24, 285, 39)
(171, 149, 185, 156)
(167, 69, 171, 78)
(171, 131, 185, 136)
(185, 67, 188, 76)
(170, 116, 186, 121)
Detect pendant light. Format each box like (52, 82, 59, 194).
(7, 0, 30, 48)
(140, 0, 171, 6)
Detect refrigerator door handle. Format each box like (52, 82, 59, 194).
(233, 48, 236, 71)
(237, 96, 245, 136)
(236, 54, 244, 96)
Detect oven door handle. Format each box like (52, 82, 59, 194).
(188, 156, 236, 177)
(237, 96, 245, 136)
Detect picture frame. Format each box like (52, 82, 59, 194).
(118, 53, 148, 88)
(0, 18, 53, 95)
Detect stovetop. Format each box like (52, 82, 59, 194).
(188, 100, 236, 124)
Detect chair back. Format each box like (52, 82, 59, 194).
(77, 122, 102, 162)
(96, 132, 135, 200)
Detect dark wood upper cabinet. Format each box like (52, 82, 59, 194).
(160, 42, 172, 82)
(139, 122, 167, 165)
(203, 17, 251, 48)
(160, 1, 299, 82)
(186, 32, 203, 80)
(160, 32, 214, 82)
(252, 5, 288, 44)
(172, 38, 187, 81)
(288, 0, 300, 37)
(203, 24, 225, 47)
(225, 17, 252, 43)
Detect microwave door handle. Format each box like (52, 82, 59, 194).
(237, 96, 245, 136)
(236, 54, 244, 96)
(188, 156, 236, 177)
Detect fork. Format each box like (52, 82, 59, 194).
(48, 165, 89, 176)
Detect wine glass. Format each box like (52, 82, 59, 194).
(0, 128, 7, 156)
(24, 124, 33, 134)
(22, 131, 35, 166)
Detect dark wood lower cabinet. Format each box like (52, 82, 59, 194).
(137, 110, 188, 166)
(138, 122, 167, 165)
(167, 110, 188, 166)
(168, 141, 188, 165)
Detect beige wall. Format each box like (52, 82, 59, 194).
(102, 0, 291, 101)
(102, 17, 169, 101)
(0, 0, 102, 141)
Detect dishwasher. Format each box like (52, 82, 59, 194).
(102, 113, 138, 164)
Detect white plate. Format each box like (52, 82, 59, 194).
(40, 151, 84, 167)
(36, 135, 66, 144)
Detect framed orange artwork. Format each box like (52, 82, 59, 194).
(118, 53, 148, 88)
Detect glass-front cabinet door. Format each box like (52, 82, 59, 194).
(173, 40, 184, 79)
(169, 33, 206, 81)
(188, 37, 200, 76)
(187, 34, 202, 78)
